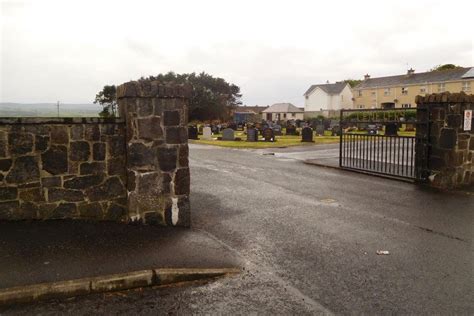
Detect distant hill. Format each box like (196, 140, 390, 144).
(0, 103, 102, 117)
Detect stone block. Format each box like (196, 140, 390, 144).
(439, 128, 457, 149)
(163, 111, 180, 126)
(178, 145, 189, 167)
(174, 168, 190, 195)
(108, 135, 126, 156)
(157, 147, 177, 172)
(105, 202, 127, 221)
(9, 132, 33, 155)
(64, 175, 104, 190)
(41, 176, 62, 188)
(137, 172, 162, 194)
(19, 201, 38, 219)
(49, 203, 77, 219)
(86, 177, 126, 201)
(71, 125, 84, 140)
(85, 125, 100, 141)
(431, 108, 445, 121)
(78, 202, 103, 219)
(0, 201, 20, 219)
(93, 142, 106, 161)
(34, 135, 49, 152)
(128, 143, 155, 168)
(19, 187, 44, 202)
(165, 127, 187, 144)
(6, 156, 40, 184)
(137, 99, 154, 117)
(42, 145, 68, 175)
(48, 188, 84, 202)
(447, 114, 462, 128)
(0, 187, 17, 200)
(137, 117, 162, 140)
(0, 159, 12, 171)
(80, 162, 106, 175)
(70, 141, 90, 161)
(50, 126, 69, 144)
(107, 157, 125, 175)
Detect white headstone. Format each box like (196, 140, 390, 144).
(202, 126, 212, 140)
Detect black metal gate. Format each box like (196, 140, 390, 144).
(339, 108, 420, 180)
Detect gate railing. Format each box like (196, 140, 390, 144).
(339, 108, 418, 180)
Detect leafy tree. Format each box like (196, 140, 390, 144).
(430, 64, 461, 72)
(94, 85, 117, 117)
(344, 79, 362, 88)
(145, 72, 242, 121)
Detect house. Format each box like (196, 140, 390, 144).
(233, 105, 269, 123)
(261, 103, 304, 121)
(303, 81, 353, 118)
(353, 67, 474, 109)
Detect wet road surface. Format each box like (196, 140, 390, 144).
(3, 144, 473, 315)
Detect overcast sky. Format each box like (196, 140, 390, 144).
(1, 0, 473, 106)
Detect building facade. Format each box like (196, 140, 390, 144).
(303, 82, 353, 118)
(262, 103, 304, 121)
(353, 67, 474, 109)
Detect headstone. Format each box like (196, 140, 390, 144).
(385, 123, 398, 136)
(202, 126, 212, 140)
(247, 128, 258, 142)
(315, 124, 325, 136)
(273, 124, 282, 136)
(188, 126, 199, 140)
(263, 128, 275, 142)
(331, 125, 340, 136)
(367, 124, 377, 135)
(405, 123, 415, 132)
(222, 128, 235, 141)
(286, 125, 296, 135)
(197, 125, 203, 135)
(301, 127, 314, 142)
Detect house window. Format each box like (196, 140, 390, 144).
(384, 88, 391, 96)
(462, 81, 471, 92)
(402, 104, 412, 108)
(305, 95, 308, 99)
(283, 113, 287, 118)
(358, 90, 362, 97)
(357, 105, 365, 109)
(371, 91, 376, 96)
(438, 83, 445, 92)
(401, 87, 408, 95)
(420, 86, 427, 93)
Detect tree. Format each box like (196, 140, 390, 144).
(430, 64, 461, 72)
(146, 72, 242, 121)
(344, 79, 362, 88)
(94, 85, 117, 117)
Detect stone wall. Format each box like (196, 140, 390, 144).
(117, 80, 192, 227)
(0, 118, 127, 220)
(0, 80, 192, 226)
(416, 92, 474, 189)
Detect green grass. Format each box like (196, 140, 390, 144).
(190, 132, 340, 148)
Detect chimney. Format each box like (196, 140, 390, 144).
(326, 80, 330, 84)
(364, 74, 370, 80)
(407, 68, 415, 76)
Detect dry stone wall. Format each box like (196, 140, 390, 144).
(0, 81, 192, 226)
(416, 92, 474, 189)
(0, 118, 127, 220)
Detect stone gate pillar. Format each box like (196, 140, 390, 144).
(117, 80, 192, 226)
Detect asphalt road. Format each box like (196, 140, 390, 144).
(4, 144, 473, 315)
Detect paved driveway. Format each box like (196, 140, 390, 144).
(5, 143, 473, 315)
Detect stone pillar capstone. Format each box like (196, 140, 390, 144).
(117, 80, 192, 226)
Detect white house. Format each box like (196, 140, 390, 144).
(303, 82, 353, 118)
(261, 103, 304, 122)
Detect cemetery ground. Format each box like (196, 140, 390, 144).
(6, 143, 473, 315)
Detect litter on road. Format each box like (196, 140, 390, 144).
(376, 250, 390, 255)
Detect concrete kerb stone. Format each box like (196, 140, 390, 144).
(0, 268, 240, 306)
